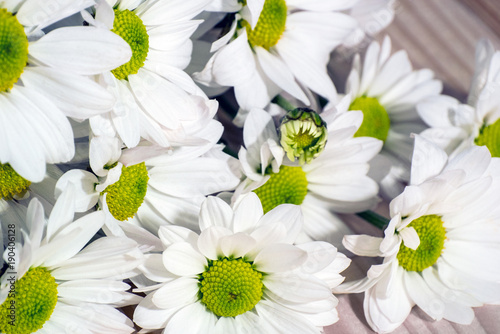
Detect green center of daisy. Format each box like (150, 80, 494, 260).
(243, 0, 287, 50)
(102, 162, 149, 221)
(397, 215, 446, 272)
(199, 257, 264, 317)
(474, 118, 500, 157)
(254, 165, 308, 213)
(349, 96, 391, 142)
(0, 163, 31, 200)
(111, 9, 149, 80)
(279, 108, 328, 165)
(0, 9, 29, 92)
(0, 267, 58, 334)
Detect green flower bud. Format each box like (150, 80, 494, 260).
(279, 108, 328, 165)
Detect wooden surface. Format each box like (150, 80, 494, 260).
(326, 0, 500, 333)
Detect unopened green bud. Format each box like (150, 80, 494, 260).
(279, 108, 328, 165)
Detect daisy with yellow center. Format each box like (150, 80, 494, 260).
(234, 103, 382, 246)
(0, 196, 143, 334)
(194, 0, 358, 122)
(56, 144, 240, 236)
(337, 136, 500, 333)
(345, 36, 443, 199)
(418, 40, 500, 161)
(87, 0, 218, 159)
(132, 194, 351, 333)
(0, 0, 132, 182)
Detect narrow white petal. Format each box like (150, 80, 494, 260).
(29, 27, 132, 75)
(152, 277, 199, 309)
(199, 196, 234, 231)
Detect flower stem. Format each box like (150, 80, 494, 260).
(356, 210, 390, 230)
(272, 95, 296, 111)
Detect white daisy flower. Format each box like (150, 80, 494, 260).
(336, 135, 500, 333)
(133, 193, 351, 333)
(194, 0, 358, 114)
(418, 39, 500, 159)
(0, 0, 132, 182)
(235, 101, 382, 246)
(56, 144, 241, 236)
(0, 194, 144, 334)
(345, 36, 442, 199)
(86, 0, 216, 150)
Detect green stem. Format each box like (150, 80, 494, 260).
(356, 210, 390, 230)
(272, 95, 296, 112)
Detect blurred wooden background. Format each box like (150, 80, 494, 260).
(326, 0, 500, 333)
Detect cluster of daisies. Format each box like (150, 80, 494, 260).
(0, 0, 499, 333)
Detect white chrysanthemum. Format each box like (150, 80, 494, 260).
(0, 194, 144, 334)
(418, 39, 500, 159)
(133, 193, 351, 333)
(235, 101, 382, 246)
(345, 36, 442, 199)
(0, 0, 132, 182)
(194, 0, 358, 115)
(336, 135, 500, 333)
(56, 143, 240, 236)
(86, 0, 216, 151)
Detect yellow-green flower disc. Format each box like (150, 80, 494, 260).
(254, 165, 308, 213)
(474, 118, 500, 157)
(0, 163, 31, 200)
(0, 267, 58, 334)
(349, 96, 391, 142)
(244, 0, 287, 50)
(199, 257, 264, 317)
(397, 215, 446, 272)
(111, 9, 149, 80)
(102, 162, 149, 221)
(0, 9, 29, 92)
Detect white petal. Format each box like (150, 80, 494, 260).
(55, 169, 99, 213)
(163, 242, 207, 276)
(254, 243, 307, 273)
(164, 302, 217, 332)
(232, 192, 264, 233)
(410, 135, 448, 185)
(29, 27, 132, 75)
(199, 196, 234, 231)
(255, 47, 309, 104)
(152, 277, 199, 309)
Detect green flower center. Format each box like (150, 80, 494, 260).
(0, 9, 29, 92)
(0, 267, 58, 334)
(397, 215, 446, 272)
(0, 163, 31, 200)
(111, 9, 149, 80)
(474, 118, 500, 157)
(199, 257, 264, 317)
(254, 165, 308, 213)
(102, 162, 149, 221)
(244, 0, 287, 50)
(349, 97, 391, 142)
(280, 108, 328, 165)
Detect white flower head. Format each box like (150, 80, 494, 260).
(133, 193, 350, 333)
(0, 193, 144, 334)
(0, 0, 132, 182)
(235, 101, 382, 246)
(345, 36, 443, 199)
(56, 143, 241, 236)
(338, 135, 500, 333)
(88, 0, 217, 150)
(418, 39, 500, 160)
(194, 0, 359, 116)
